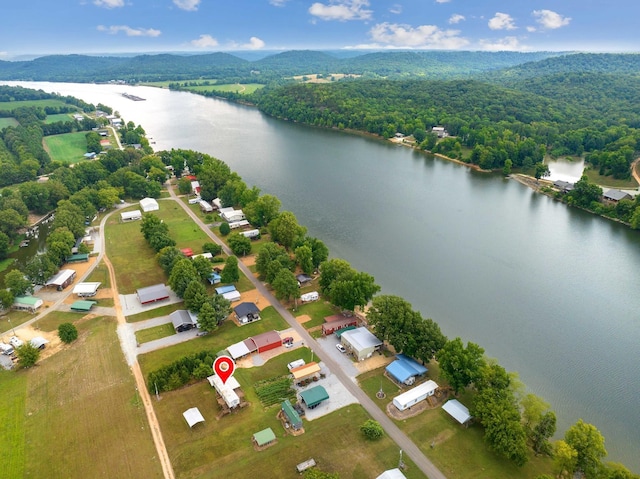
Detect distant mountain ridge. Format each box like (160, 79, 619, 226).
(0, 50, 564, 83)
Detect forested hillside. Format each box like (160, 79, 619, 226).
(254, 78, 640, 177)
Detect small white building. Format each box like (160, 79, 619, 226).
(392, 380, 439, 411)
(72, 282, 101, 297)
(207, 374, 240, 409)
(220, 207, 246, 223)
(300, 291, 319, 302)
(229, 220, 250, 229)
(240, 229, 260, 239)
(199, 200, 214, 213)
(140, 197, 159, 212)
(120, 210, 142, 222)
(222, 290, 242, 302)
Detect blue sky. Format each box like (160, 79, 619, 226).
(2, 0, 638, 58)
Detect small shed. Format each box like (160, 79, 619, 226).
(386, 354, 428, 386)
(281, 399, 303, 430)
(137, 284, 170, 305)
(322, 316, 357, 336)
(340, 327, 382, 361)
(70, 300, 97, 312)
(222, 290, 241, 302)
(229, 220, 250, 229)
(244, 330, 282, 354)
(140, 197, 159, 212)
(29, 337, 49, 350)
(192, 252, 213, 261)
(392, 380, 439, 411)
(300, 385, 329, 409)
(215, 285, 237, 295)
(65, 253, 89, 263)
(240, 229, 260, 239)
(234, 302, 261, 324)
(296, 274, 312, 286)
(296, 459, 317, 473)
(208, 272, 221, 285)
(12, 295, 44, 313)
(170, 310, 197, 332)
(45, 269, 77, 290)
(73, 282, 101, 297)
(376, 469, 408, 479)
(120, 210, 142, 221)
(183, 407, 205, 428)
(442, 399, 472, 425)
(180, 248, 194, 257)
(253, 427, 276, 447)
(290, 362, 321, 382)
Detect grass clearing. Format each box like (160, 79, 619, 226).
(294, 300, 338, 329)
(135, 322, 176, 344)
(0, 316, 163, 479)
(0, 257, 16, 273)
(43, 132, 87, 163)
(35, 311, 83, 332)
(184, 83, 264, 95)
(153, 349, 424, 478)
(0, 99, 69, 111)
(0, 310, 36, 336)
(85, 262, 111, 287)
(358, 368, 554, 479)
(583, 168, 638, 188)
(126, 302, 185, 323)
(45, 113, 73, 124)
(0, 117, 19, 129)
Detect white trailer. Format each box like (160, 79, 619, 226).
(392, 380, 438, 411)
(300, 291, 319, 302)
(222, 290, 242, 302)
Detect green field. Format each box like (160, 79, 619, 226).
(185, 83, 264, 95)
(153, 349, 425, 479)
(44, 113, 74, 124)
(0, 99, 69, 111)
(43, 132, 88, 163)
(0, 117, 19, 129)
(294, 300, 338, 329)
(126, 302, 185, 323)
(583, 168, 638, 188)
(0, 316, 163, 479)
(135, 323, 176, 344)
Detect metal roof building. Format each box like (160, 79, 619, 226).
(385, 354, 428, 386)
(136, 284, 170, 304)
(253, 428, 276, 447)
(392, 380, 438, 411)
(183, 407, 205, 428)
(70, 300, 97, 312)
(120, 210, 142, 221)
(140, 197, 159, 212)
(12, 295, 44, 313)
(244, 330, 282, 354)
(170, 310, 198, 332)
(281, 400, 303, 430)
(73, 282, 101, 297)
(299, 385, 329, 409)
(340, 327, 382, 361)
(45, 269, 77, 290)
(442, 399, 472, 425)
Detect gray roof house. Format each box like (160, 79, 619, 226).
(170, 310, 198, 332)
(603, 189, 632, 203)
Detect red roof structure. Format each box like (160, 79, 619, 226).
(324, 313, 354, 323)
(244, 330, 282, 354)
(181, 248, 194, 257)
(322, 316, 358, 335)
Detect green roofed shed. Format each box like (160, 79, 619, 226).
(253, 427, 276, 447)
(300, 385, 329, 409)
(66, 253, 90, 263)
(281, 400, 302, 430)
(71, 300, 97, 312)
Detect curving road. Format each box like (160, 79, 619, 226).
(167, 183, 446, 479)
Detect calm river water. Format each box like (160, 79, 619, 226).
(6, 82, 640, 470)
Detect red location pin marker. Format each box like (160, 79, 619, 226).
(213, 356, 235, 385)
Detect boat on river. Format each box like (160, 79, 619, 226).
(122, 92, 146, 101)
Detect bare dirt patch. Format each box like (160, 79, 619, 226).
(9, 324, 63, 361)
(240, 255, 256, 267)
(296, 314, 313, 324)
(353, 353, 394, 374)
(239, 288, 270, 310)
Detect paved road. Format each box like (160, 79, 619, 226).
(167, 184, 446, 479)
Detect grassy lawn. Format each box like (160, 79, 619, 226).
(583, 168, 638, 188)
(358, 368, 555, 479)
(45, 113, 73, 124)
(126, 302, 185, 323)
(85, 262, 111, 288)
(43, 132, 87, 163)
(154, 201, 212, 252)
(138, 305, 288, 375)
(0, 117, 19, 129)
(135, 323, 175, 344)
(0, 257, 16, 273)
(0, 316, 163, 479)
(153, 349, 425, 479)
(0, 99, 69, 111)
(294, 300, 338, 329)
(34, 311, 83, 332)
(0, 311, 37, 336)
(183, 83, 264, 95)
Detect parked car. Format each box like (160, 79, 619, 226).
(287, 359, 306, 371)
(0, 343, 15, 356)
(335, 343, 346, 353)
(9, 336, 24, 348)
(283, 337, 294, 348)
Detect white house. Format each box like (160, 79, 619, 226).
(121, 210, 142, 222)
(199, 200, 214, 213)
(392, 380, 438, 411)
(220, 207, 246, 223)
(140, 197, 159, 212)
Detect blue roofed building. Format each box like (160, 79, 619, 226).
(385, 354, 428, 386)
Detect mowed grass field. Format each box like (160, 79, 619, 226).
(0, 316, 163, 479)
(43, 132, 88, 163)
(44, 113, 74, 124)
(0, 99, 69, 111)
(0, 117, 19, 129)
(185, 83, 264, 95)
(153, 349, 425, 479)
(358, 368, 555, 479)
(105, 200, 211, 294)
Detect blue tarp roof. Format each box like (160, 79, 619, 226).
(385, 355, 428, 383)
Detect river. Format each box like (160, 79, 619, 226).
(5, 82, 640, 471)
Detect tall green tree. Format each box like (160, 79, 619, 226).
(168, 258, 199, 298)
(436, 337, 485, 393)
(156, 246, 185, 276)
(272, 269, 300, 303)
(16, 342, 40, 368)
(269, 211, 306, 250)
(4, 269, 33, 296)
(220, 256, 240, 284)
(295, 244, 314, 275)
(0, 231, 10, 260)
(58, 323, 78, 343)
(227, 232, 251, 256)
(564, 419, 607, 479)
(183, 281, 208, 313)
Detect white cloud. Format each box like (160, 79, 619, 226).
(479, 36, 526, 51)
(488, 12, 516, 30)
(309, 0, 372, 21)
(368, 22, 469, 49)
(269, 0, 290, 5)
(532, 10, 571, 29)
(526, 26, 536, 32)
(243, 37, 266, 50)
(93, 0, 124, 7)
(173, 0, 201, 11)
(97, 25, 161, 37)
(389, 4, 402, 14)
(0, 51, 8, 58)
(191, 34, 219, 48)
(449, 14, 465, 25)
(435, 0, 450, 3)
